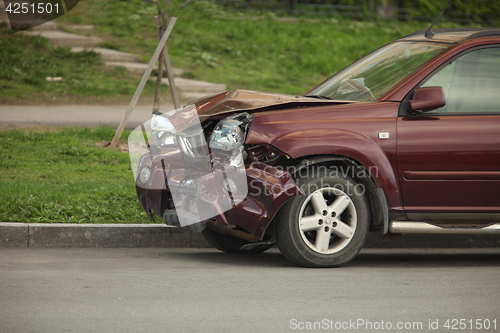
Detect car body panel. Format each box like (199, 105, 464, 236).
(226, 161, 301, 239)
(398, 29, 490, 44)
(135, 155, 301, 240)
(188, 89, 354, 123)
(397, 111, 500, 218)
(393, 34, 500, 221)
(246, 102, 402, 211)
(135, 28, 500, 245)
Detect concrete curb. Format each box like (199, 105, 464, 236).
(1, 223, 499, 248)
(0, 223, 211, 248)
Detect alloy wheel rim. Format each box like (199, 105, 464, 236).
(298, 187, 357, 254)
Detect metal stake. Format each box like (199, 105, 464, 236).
(153, 16, 165, 113)
(110, 17, 178, 149)
(155, 15, 181, 110)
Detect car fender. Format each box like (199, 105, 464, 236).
(246, 106, 401, 210)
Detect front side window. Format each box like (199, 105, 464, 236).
(422, 47, 500, 114)
(307, 41, 450, 102)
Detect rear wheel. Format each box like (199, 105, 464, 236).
(201, 228, 274, 254)
(276, 170, 369, 267)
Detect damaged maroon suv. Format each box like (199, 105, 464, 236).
(132, 28, 500, 267)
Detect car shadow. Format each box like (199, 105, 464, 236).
(349, 248, 500, 268)
(158, 248, 297, 268)
(157, 248, 500, 269)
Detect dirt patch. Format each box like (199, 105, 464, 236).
(99, 141, 130, 153)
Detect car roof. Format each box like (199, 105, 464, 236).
(398, 28, 500, 44)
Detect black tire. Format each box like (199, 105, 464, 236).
(275, 168, 370, 267)
(201, 228, 274, 254)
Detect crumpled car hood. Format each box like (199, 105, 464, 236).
(168, 89, 354, 128)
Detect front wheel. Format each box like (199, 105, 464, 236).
(275, 172, 369, 267)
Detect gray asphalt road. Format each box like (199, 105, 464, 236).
(1, 248, 499, 333)
(0, 104, 175, 129)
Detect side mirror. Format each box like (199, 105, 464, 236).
(409, 86, 445, 114)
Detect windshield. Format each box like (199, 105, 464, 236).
(307, 41, 451, 102)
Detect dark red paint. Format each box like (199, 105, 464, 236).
(137, 28, 500, 239)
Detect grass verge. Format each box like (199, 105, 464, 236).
(0, 26, 169, 104)
(54, 0, 489, 94)
(0, 127, 153, 223)
(2, 0, 488, 104)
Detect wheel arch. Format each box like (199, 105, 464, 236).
(264, 154, 388, 237)
(248, 125, 401, 209)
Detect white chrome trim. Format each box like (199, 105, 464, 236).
(389, 221, 500, 234)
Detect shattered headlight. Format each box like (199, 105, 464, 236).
(209, 113, 253, 152)
(151, 111, 176, 146)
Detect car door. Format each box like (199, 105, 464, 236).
(397, 46, 500, 220)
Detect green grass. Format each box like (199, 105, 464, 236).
(0, 26, 168, 104)
(0, 127, 153, 223)
(2, 0, 489, 103)
(56, 0, 487, 95)
(0, 1, 494, 223)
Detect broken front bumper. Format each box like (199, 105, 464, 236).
(135, 150, 301, 240)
